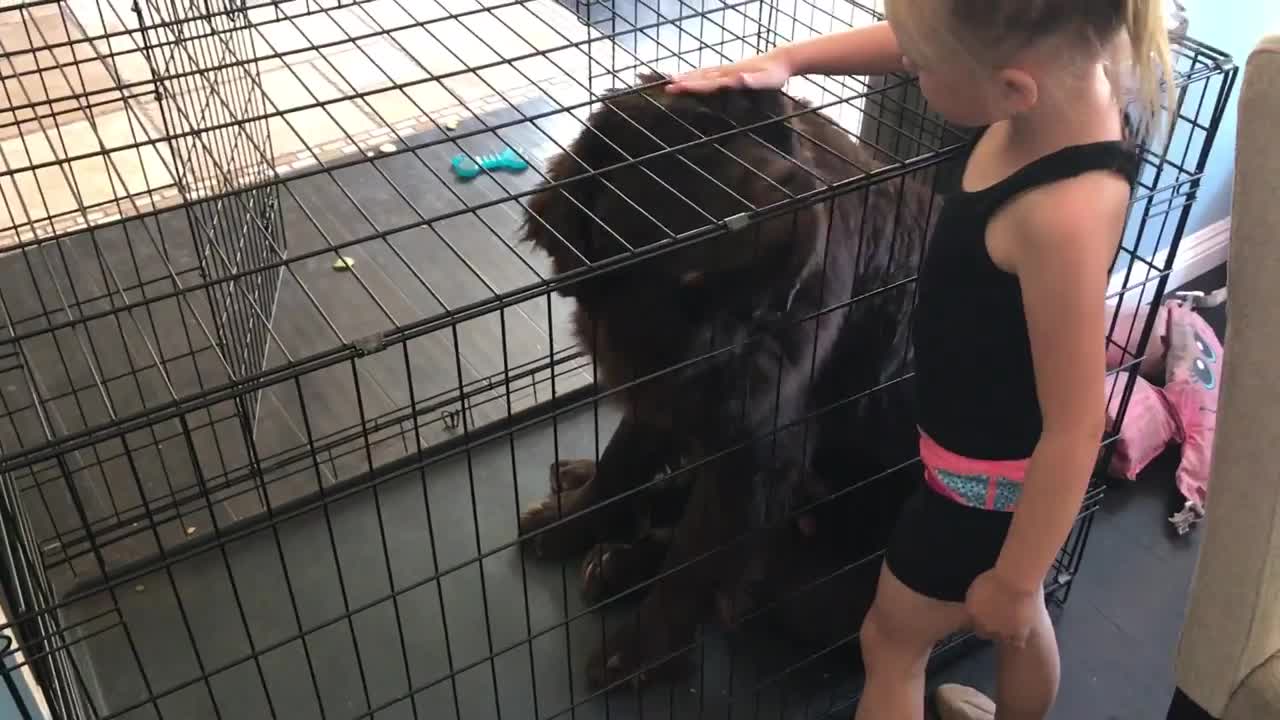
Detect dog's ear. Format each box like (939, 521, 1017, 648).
(522, 110, 637, 298)
(523, 150, 595, 279)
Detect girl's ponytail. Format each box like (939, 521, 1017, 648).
(1125, 0, 1176, 142)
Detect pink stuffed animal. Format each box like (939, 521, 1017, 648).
(1104, 369, 1180, 482)
(1103, 288, 1226, 534)
(1161, 292, 1224, 533)
(1106, 299, 1171, 378)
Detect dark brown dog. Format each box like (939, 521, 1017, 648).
(518, 72, 937, 690)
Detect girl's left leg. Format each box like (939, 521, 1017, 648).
(933, 585, 1060, 720)
(991, 585, 1060, 720)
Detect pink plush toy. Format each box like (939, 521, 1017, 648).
(1105, 300, 1170, 378)
(1102, 288, 1226, 534)
(1103, 369, 1180, 482)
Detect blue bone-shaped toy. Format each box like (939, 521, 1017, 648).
(450, 147, 528, 179)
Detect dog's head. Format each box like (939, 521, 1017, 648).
(521, 72, 830, 300)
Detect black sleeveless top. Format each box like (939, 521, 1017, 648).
(912, 128, 1140, 461)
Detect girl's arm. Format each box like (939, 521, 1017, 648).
(667, 21, 905, 93)
(993, 174, 1132, 593)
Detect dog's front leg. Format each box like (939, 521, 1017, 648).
(519, 414, 675, 559)
(584, 451, 752, 689)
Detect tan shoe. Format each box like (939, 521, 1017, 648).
(933, 683, 996, 720)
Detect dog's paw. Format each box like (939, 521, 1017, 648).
(518, 491, 596, 560)
(579, 543, 646, 604)
(585, 626, 688, 691)
(580, 543, 623, 603)
(580, 533, 670, 604)
(549, 459, 595, 493)
(587, 649, 653, 692)
(517, 494, 558, 534)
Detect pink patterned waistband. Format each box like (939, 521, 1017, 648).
(919, 430, 1032, 511)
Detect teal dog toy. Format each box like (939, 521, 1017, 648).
(450, 147, 528, 179)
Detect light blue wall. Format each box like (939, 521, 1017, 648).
(1181, 1, 1280, 233)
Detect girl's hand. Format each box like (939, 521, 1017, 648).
(666, 53, 793, 94)
(965, 568, 1040, 648)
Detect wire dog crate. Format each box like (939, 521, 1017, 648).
(0, 0, 1235, 718)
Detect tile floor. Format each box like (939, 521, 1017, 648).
(0, 0, 611, 247)
(0, 0, 879, 250)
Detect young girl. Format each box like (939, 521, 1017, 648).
(668, 2, 1172, 719)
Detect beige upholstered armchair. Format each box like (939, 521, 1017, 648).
(1167, 33, 1280, 720)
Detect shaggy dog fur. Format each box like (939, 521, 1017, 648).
(517, 73, 937, 690)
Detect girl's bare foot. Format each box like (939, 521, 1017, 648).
(933, 683, 996, 720)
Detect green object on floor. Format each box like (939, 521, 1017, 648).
(450, 146, 528, 179)
(332, 256, 356, 271)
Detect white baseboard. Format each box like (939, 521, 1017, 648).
(0, 603, 51, 720)
(1108, 216, 1231, 306)
(1165, 217, 1232, 292)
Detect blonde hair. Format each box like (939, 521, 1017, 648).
(887, 0, 1176, 141)
(1123, 0, 1176, 141)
